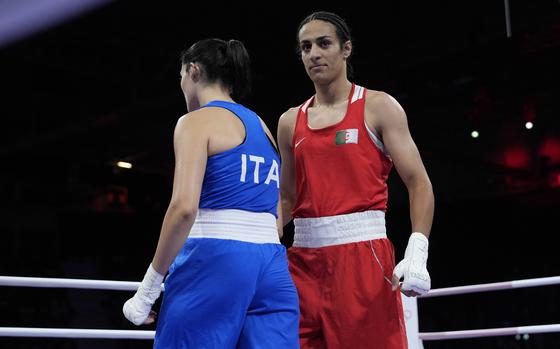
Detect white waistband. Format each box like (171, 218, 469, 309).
(189, 209, 280, 244)
(293, 210, 387, 248)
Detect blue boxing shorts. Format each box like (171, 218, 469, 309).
(154, 237, 300, 349)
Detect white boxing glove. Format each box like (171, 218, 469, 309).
(123, 264, 164, 325)
(393, 232, 431, 296)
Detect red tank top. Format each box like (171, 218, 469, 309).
(291, 84, 393, 218)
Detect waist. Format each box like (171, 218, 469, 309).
(189, 208, 280, 244)
(293, 210, 386, 248)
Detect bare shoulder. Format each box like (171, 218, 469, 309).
(178, 107, 229, 127)
(276, 106, 299, 149)
(366, 90, 404, 113)
(175, 113, 190, 133)
(174, 108, 217, 137)
(365, 89, 407, 127)
(257, 116, 278, 148)
(277, 106, 299, 144)
(278, 106, 299, 128)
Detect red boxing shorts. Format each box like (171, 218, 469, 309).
(288, 211, 408, 349)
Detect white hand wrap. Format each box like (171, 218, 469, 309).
(393, 232, 431, 295)
(123, 264, 164, 325)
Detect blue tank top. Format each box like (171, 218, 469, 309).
(198, 101, 280, 217)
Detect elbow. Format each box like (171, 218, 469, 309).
(416, 178, 434, 199)
(281, 196, 294, 209)
(406, 173, 432, 191)
(168, 200, 198, 221)
(422, 177, 433, 195)
(280, 190, 295, 208)
(405, 174, 434, 200)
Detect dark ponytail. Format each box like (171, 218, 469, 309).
(180, 38, 252, 101)
(225, 40, 251, 101)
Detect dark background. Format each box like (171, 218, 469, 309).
(1, 1, 559, 348)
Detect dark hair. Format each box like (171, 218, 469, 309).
(180, 38, 251, 101)
(296, 11, 354, 79)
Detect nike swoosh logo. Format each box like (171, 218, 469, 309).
(295, 137, 306, 148)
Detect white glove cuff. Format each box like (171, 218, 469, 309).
(138, 263, 164, 305)
(406, 232, 429, 261)
(399, 232, 431, 294)
(123, 264, 164, 325)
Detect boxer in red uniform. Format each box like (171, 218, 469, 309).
(277, 11, 435, 349)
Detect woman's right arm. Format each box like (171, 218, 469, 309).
(277, 108, 297, 227)
(123, 110, 211, 326)
(151, 111, 211, 274)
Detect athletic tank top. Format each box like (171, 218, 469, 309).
(198, 101, 280, 217)
(291, 84, 392, 218)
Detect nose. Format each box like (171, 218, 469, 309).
(309, 43, 321, 60)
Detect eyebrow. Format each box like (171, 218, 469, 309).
(300, 35, 332, 43)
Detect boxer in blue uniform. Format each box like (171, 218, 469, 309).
(123, 38, 300, 349)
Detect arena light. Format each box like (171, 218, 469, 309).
(471, 130, 479, 139)
(116, 161, 132, 169)
(525, 122, 534, 130)
(0, 0, 112, 48)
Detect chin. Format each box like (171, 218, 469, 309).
(309, 73, 333, 86)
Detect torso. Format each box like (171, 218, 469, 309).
(197, 101, 280, 217)
(205, 107, 277, 156)
(290, 84, 393, 218)
(206, 107, 246, 156)
(306, 100, 348, 129)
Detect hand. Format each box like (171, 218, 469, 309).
(144, 310, 157, 325)
(123, 264, 164, 325)
(123, 295, 158, 325)
(392, 232, 430, 297)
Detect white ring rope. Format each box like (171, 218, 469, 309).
(419, 324, 560, 341)
(3, 275, 558, 295)
(420, 276, 560, 298)
(0, 276, 166, 291)
(1, 275, 559, 340)
(2, 324, 559, 340)
(0, 327, 154, 339)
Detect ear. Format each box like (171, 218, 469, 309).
(188, 63, 201, 82)
(342, 40, 352, 59)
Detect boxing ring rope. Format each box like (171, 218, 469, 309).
(419, 324, 560, 341)
(0, 327, 154, 339)
(0, 276, 141, 291)
(419, 275, 560, 298)
(0, 275, 559, 341)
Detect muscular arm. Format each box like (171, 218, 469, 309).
(151, 112, 209, 275)
(276, 194, 284, 239)
(277, 109, 298, 227)
(366, 92, 434, 237)
(123, 111, 210, 325)
(258, 117, 284, 238)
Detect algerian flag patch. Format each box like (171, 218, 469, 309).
(335, 129, 358, 145)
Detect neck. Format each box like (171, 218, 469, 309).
(197, 84, 235, 107)
(313, 77, 352, 107)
